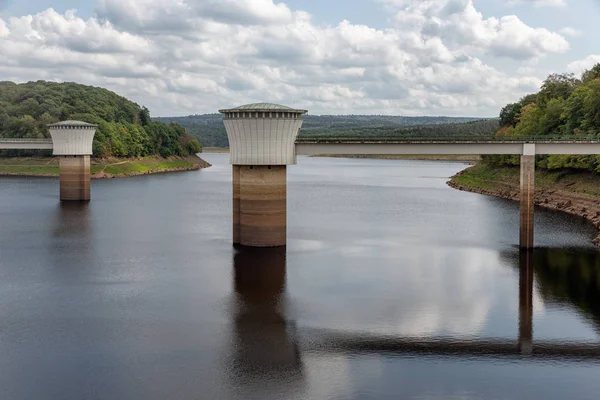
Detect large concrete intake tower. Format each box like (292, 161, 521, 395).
(219, 103, 307, 247)
(48, 120, 97, 201)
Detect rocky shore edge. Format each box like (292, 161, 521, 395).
(448, 166, 600, 246)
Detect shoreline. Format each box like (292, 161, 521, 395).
(0, 155, 211, 179)
(448, 164, 600, 246)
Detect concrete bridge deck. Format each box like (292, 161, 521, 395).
(295, 137, 600, 155)
(0, 138, 53, 150)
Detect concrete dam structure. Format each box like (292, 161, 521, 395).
(0, 120, 96, 201)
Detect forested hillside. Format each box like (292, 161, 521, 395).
(0, 81, 201, 157)
(485, 63, 600, 171)
(156, 114, 493, 147)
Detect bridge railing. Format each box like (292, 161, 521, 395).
(295, 135, 600, 143)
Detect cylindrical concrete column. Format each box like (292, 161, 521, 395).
(233, 165, 241, 245)
(220, 103, 307, 247)
(48, 120, 97, 202)
(239, 166, 287, 247)
(520, 155, 535, 249)
(59, 155, 91, 201)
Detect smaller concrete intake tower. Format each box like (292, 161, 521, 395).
(219, 103, 307, 247)
(48, 120, 97, 201)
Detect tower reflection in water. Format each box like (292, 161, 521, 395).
(229, 246, 303, 389)
(519, 250, 534, 355)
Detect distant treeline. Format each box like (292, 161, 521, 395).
(485, 63, 600, 172)
(0, 81, 201, 157)
(156, 114, 494, 147)
(297, 119, 499, 138)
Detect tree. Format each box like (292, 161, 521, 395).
(538, 73, 581, 106)
(140, 106, 151, 126)
(520, 93, 538, 107)
(38, 112, 56, 137)
(537, 98, 566, 136)
(514, 104, 543, 137)
(581, 79, 600, 133)
(18, 98, 40, 117)
(565, 84, 592, 134)
(11, 115, 39, 138)
(499, 103, 521, 127)
(582, 63, 600, 84)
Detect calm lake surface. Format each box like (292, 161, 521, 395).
(1, 154, 600, 399)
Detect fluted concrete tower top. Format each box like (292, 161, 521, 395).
(48, 120, 97, 156)
(219, 103, 307, 165)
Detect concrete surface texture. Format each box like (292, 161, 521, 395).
(519, 155, 535, 249)
(48, 120, 97, 156)
(238, 165, 287, 247)
(220, 103, 307, 165)
(59, 155, 91, 201)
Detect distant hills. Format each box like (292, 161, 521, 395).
(156, 114, 498, 147)
(0, 79, 498, 153)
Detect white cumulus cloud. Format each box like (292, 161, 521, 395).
(507, 0, 567, 7)
(0, 0, 569, 116)
(567, 54, 600, 75)
(559, 27, 582, 37)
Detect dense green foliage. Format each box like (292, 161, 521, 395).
(157, 114, 492, 147)
(0, 81, 202, 157)
(486, 63, 600, 171)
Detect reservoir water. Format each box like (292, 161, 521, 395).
(1, 154, 600, 399)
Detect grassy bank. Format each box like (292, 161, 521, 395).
(452, 163, 600, 196)
(0, 155, 210, 178)
(449, 163, 600, 245)
(312, 154, 480, 162)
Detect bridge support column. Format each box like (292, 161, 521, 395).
(238, 165, 287, 247)
(519, 144, 535, 249)
(59, 155, 91, 201)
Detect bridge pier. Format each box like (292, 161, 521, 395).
(220, 104, 307, 247)
(49, 121, 97, 202)
(520, 144, 536, 249)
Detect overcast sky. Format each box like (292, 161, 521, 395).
(1, 0, 599, 117)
